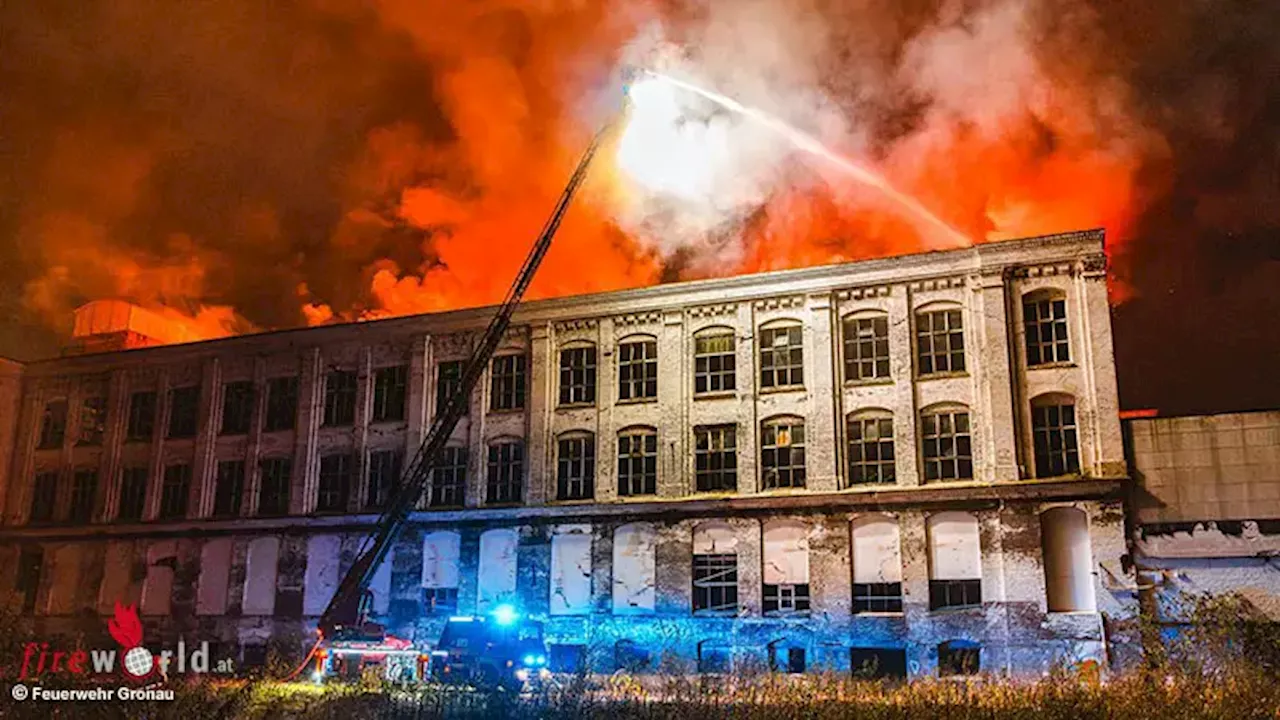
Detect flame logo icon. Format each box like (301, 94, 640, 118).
(107, 602, 154, 679)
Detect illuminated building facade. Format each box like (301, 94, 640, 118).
(0, 229, 1135, 677)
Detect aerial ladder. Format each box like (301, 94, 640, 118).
(310, 73, 636, 682)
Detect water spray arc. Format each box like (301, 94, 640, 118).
(628, 69, 971, 249)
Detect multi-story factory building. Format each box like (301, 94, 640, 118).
(0, 229, 1133, 677)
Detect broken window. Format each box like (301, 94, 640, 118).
(1023, 292, 1070, 366)
(916, 308, 966, 375)
(852, 515, 904, 614)
(77, 396, 106, 446)
(141, 542, 176, 616)
(694, 425, 737, 493)
(428, 446, 466, 508)
(928, 512, 982, 610)
(847, 412, 895, 486)
(220, 381, 254, 436)
(316, 454, 352, 513)
(213, 460, 245, 518)
(366, 450, 402, 510)
(759, 324, 804, 389)
(489, 355, 526, 411)
(263, 377, 298, 432)
(242, 537, 279, 616)
(16, 546, 43, 614)
(38, 400, 67, 449)
(556, 433, 595, 501)
(613, 522, 656, 614)
(422, 531, 461, 615)
(117, 467, 148, 522)
(697, 640, 732, 674)
(159, 464, 191, 519)
(761, 417, 806, 489)
(762, 520, 810, 616)
(551, 527, 592, 615)
(693, 522, 738, 615)
(618, 338, 658, 401)
(1041, 506, 1096, 612)
(323, 371, 357, 427)
(920, 406, 973, 481)
(68, 469, 97, 523)
(167, 386, 200, 439)
(485, 440, 523, 505)
(477, 528, 518, 613)
(436, 360, 467, 416)
(258, 457, 292, 516)
(126, 391, 157, 442)
(1032, 396, 1080, 478)
(559, 345, 597, 406)
(617, 427, 657, 497)
(371, 365, 408, 422)
(850, 648, 907, 679)
(937, 640, 981, 676)
(28, 472, 58, 524)
(769, 643, 806, 674)
(694, 330, 736, 395)
(843, 314, 891, 382)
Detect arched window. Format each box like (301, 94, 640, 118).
(551, 526, 592, 615)
(1041, 507, 1095, 612)
(694, 424, 737, 492)
(617, 427, 657, 497)
(486, 438, 524, 505)
(692, 521, 738, 615)
(927, 512, 982, 610)
(477, 528, 518, 613)
(618, 334, 658, 401)
(1023, 289, 1069, 366)
(920, 404, 973, 481)
(762, 520, 810, 616)
(846, 410, 895, 486)
(556, 431, 595, 501)
(558, 342, 597, 406)
(422, 531, 461, 614)
(851, 515, 903, 613)
(1031, 393, 1080, 478)
(915, 304, 965, 376)
(613, 522, 656, 613)
(759, 321, 804, 389)
(761, 416, 806, 489)
(842, 311, 891, 382)
(490, 353, 527, 411)
(694, 327, 736, 395)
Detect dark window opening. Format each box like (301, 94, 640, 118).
(1024, 296, 1070, 366)
(556, 435, 595, 501)
(617, 429, 657, 496)
(213, 460, 245, 517)
(159, 464, 191, 520)
(436, 361, 467, 416)
(68, 470, 97, 523)
(694, 333, 736, 394)
(316, 454, 352, 513)
(423, 587, 458, 615)
(761, 419, 805, 489)
(28, 472, 59, 524)
(78, 397, 106, 446)
(850, 648, 907, 679)
(259, 458, 292, 516)
(853, 582, 904, 614)
(618, 340, 658, 401)
(938, 640, 981, 676)
(372, 366, 408, 422)
(763, 583, 810, 616)
(760, 325, 804, 389)
(843, 315, 891, 382)
(167, 386, 200, 439)
(16, 547, 43, 614)
(38, 401, 68, 449)
(429, 447, 466, 508)
(921, 410, 973, 481)
(769, 646, 806, 674)
(559, 346, 597, 405)
(693, 553, 738, 614)
(694, 425, 737, 493)
(916, 309, 965, 375)
(697, 641, 731, 674)
(117, 468, 148, 522)
(1032, 401, 1080, 478)
(126, 392, 157, 442)
(263, 377, 298, 432)
(615, 640, 651, 673)
(929, 579, 982, 610)
(486, 441, 524, 505)
(220, 381, 255, 436)
(847, 416, 895, 486)
(366, 450, 403, 510)
(323, 371, 357, 427)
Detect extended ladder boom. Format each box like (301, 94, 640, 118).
(318, 114, 621, 637)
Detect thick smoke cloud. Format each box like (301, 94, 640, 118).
(0, 0, 1276, 413)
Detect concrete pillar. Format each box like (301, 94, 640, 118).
(192, 357, 221, 517)
(735, 303, 759, 496)
(972, 272, 1019, 483)
(99, 369, 127, 520)
(5, 379, 40, 525)
(806, 291, 839, 493)
(888, 285, 921, 486)
(810, 515, 852, 618)
(292, 348, 322, 515)
(655, 521, 692, 616)
(1076, 256, 1126, 477)
(898, 510, 931, 675)
(352, 348, 372, 512)
(144, 369, 170, 521)
(242, 357, 267, 517)
(527, 322, 554, 506)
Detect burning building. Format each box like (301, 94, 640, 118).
(0, 228, 1139, 677)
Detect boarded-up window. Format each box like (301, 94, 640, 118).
(1041, 507, 1095, 612)
(423, 531, 461, 614)
(551, 527, 592, 616)
(612, 523, 656, 614)
(851, 515, 903, 613)
(302, 535, 342, 616)
(197, 538, 233, 616)
(927, 512, 982, 610)
(762, 520, 809, 616)
(47, 544, 82, 615)
(243, 537, 280, 616)
(141, 541, 176, 616)
(477, 528, 518, 613)
(97, 542, 135, 613)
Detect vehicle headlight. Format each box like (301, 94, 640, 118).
(515, 669, 530, 682)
